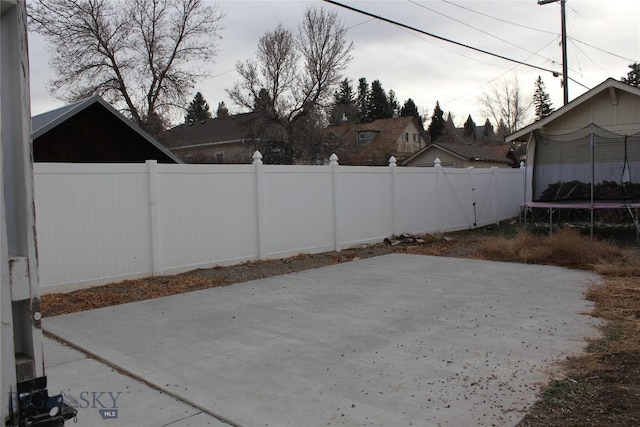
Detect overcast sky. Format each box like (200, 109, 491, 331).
(28, 0, 640, 127)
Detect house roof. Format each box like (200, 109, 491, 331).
(163, 112, 266, 149)
(402, 141, 511, 166)
(32, 95, 181, 163)
(506, 78, 640, 143)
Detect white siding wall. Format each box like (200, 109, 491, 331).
(34, 161, 525, 293)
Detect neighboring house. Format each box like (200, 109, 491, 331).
(506, 78, 640, 201)
(331, 116, 426, 165)
(32, 96, 180, 163)
(163, 112, 265, 163)
(402, 141, 512, 168)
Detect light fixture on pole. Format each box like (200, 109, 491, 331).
(538, 0, 568, 105)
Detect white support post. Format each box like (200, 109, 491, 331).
(389, 156, 398, 236)
(468, 166, 476, 229)
(147, 160, 162, 275)
(521, 161, 527, 228)
(434, 158, 443, 232)
(330, 154, 341, 252)
(1, 1, 45, 421)
(253, 151, 266, 259)
(491, 167, 499, 225)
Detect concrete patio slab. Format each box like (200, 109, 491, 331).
(44, 254, 602, 426)
(43, 336, 228, 426)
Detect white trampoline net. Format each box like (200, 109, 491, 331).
(533, 124, 640, 201)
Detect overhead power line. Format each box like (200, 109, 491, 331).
(323, 0, 561, 78)
(441, 0, 557, 35)
(409, 0, 555, 61)
(570, 38, 638, 63)
(444, 0, 637, 64)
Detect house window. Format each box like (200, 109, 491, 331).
(402, 132, 409, 142)
(413, 133, 420, 142)
(214, 152, 224, 163)
(358, 132, 367, 144)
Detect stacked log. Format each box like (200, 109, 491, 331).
(540, 181, 640, 201)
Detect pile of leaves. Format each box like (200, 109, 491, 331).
(42, 275, 228, 317)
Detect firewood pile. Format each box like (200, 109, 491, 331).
(540, 181, 640, 201)
(528, 207, 634, 224)
(384, 233, 453, 246)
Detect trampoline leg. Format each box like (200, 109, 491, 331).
(626, 206, 640, 241)
(549, 208, 553, 235)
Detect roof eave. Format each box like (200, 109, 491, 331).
(506, 78, 640, 143)
(32, 95, 183, 164)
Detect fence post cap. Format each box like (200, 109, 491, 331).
(329, 153, 339, 165)
(252, 151, 263, 164)
(388, 156, 397, 167)
(520, 161, 525, 167)
(434, 158, 441, 167)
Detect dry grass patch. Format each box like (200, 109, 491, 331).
(476, 227, 623, 270)
(586, 276, 640, 353)
(516, 230, 640, 426)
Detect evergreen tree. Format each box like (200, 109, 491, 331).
(482, 118, 496, 143)
(532, 76, 554, 121)
(463, 115, 477, 140)
(440, 111, 457, 142)
(216, 101, 229, 118)
(367, 80, 391, 121)
(427, 101, 445, 142)
(483, 118, 495, 139)
(388, 90, 399, 117)
(622, 62, 640, 87)
(334, 78, 355, 104)
(400, 98, 424, 129)
(254, 88, 274, 113)
(442, 112, 456, 141)
(357, 77, 369, 122)
(185, 92, 212, 123)
(330, 78, 359, 124)
(496, 118, 509, 142)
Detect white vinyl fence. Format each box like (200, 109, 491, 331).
(34, 156, 525, 293)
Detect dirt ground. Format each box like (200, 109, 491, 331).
(42, 222, 640, 426)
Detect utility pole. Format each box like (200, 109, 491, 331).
(538, 0, 569, 105)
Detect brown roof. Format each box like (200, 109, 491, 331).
(403, 141, 511, 165)
(163, 112, 266, 149)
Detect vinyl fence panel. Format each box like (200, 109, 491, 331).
(34, 159, 524, 293)
(34, 164, 153, 288)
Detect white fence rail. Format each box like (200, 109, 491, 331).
(34, 157, 525, 293)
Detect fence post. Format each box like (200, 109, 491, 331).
(253, 151, 266, 259)
(330, 153, 341, 252)
(468, 166, 477, 228)
(491, 167, 499, 224)
(521, 161, 528, 228)
(434, 158, 443, 232)
(389, 156, 398, 236)
(147, 160, 162, 275)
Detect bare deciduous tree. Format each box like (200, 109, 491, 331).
(227, 7, 353, 164)
(479, 77, 532, 137)
(28, 0, 224, 135)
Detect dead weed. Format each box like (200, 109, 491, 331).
(476, 228, 623, 270)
